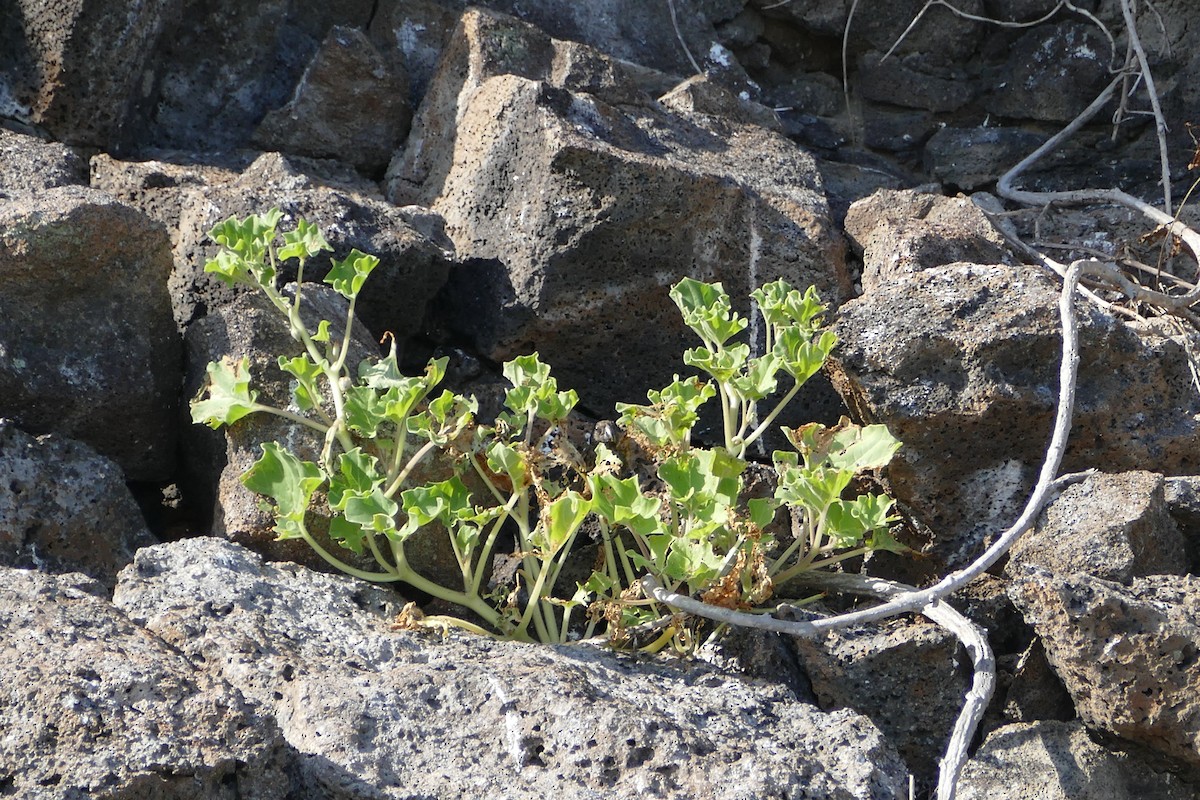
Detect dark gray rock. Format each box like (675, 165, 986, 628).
(1010, 570, 1200, 777)
(924, 126, 1049, 191)
(0, 0, 176, 146)
(1006, 471, 1188, 584)
(984, 22, 1115, 123)
(858, 53, 975, 114)
(790, 615, 970, 783)
(390, 9, 848, 414)
(0, 423, 155, 590)
(0, 567, 295, 799)
(114, 536, 913, 799)
(828, 263, 1200, 570)
(843, 189, 1018, 293)
(172, 151, 453, 338)
(254, 25, 411, 174)
(958, 720, 1196, 800)
(1001, 639, 1075, 725)
(0, 127, 87, 193)
(1165, 475, 1200, 572)
(0, 186, 181, 481)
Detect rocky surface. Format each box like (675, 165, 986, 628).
(4, 0, 1200, 795)
(113, 537, 911, 799)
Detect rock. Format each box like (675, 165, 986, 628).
(861, 109, 938, 153)
(658, 74, 782, 132)
(171, 152, 453, 338)
(1165, 475, 1200, 572)
(958, 720, 1196, 799)
(790, 615, 971, 782)
(858, 53, 975, 114)
(253, 25, 412, 174)
(0, 186, 181, 481)
(133, 0, 376, 150)
(0, 567, 295, 799)
(1009, 570, 1200, 776)
(114, 536, 913, 799)
(391, 9, 848, 413)
(843, 189, 1018, 293)
(0, 0, 174, 147)
(1001, 639, 1075, 724)
(984, 22, 1115, 123)
(0, 424, 155, 590)
(828, 263, 1200, 570)
(923, 126, 1049, 191)
(815, 157, 915, 228)
(1006, 471, 1188, 584)
(0, 127, 87, 194)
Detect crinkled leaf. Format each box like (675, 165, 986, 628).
(683, 342, 749, 384)
(325, 249, 379, 299)
(670, 278, 747, 347)
(775, 464, 853, 512)
(487, 441, 529, 492)
(659, 448, 744, 522)
(328, 449, 385, 509)
(825, 494, 895, 549)
(328, 515, 369, 554)
(535, 490, 592, 556)
(278, 217, 332, 262)
(615, 376, 714, 449)
(277, 353, 325, 411)
(752, 281, 826, 330)
(747, 497, 778, 529)
(775, 328, 837, 384)
(730, 352, 782, 401)
(399, 476, 473, 537)
(191, 357, 259, 429)
(588, 473, 661, 536)
(343, 385, 390, 437)
(241, 442, 324, 537)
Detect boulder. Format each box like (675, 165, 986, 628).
(0, 0, 175, 147)
(390, 9, 848, 413)
(1165, 475, 1200, 572)
(171, 152, 453, 338)
(0, 186, 181, 481)
(843, 189, 1019, 293)
(790, 615, 971, 782)
(0, 127, 87, 193)
(957, 720, 1196, 800)
(828, 262, 1200, 569)
(1006, 470, 1188, 584)
(253, 25, 412, 174)
(923, 126, 1049, 191)
(983, 22, 1115, 123)
(857, 53, 975, 114)
(1010, 570, 1200, 776)
(0, 424, 155, 590)
(113, 536, 913, 799)
(0, 567, 295, 799)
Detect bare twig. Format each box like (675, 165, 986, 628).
(1120, 0, 1172, 212)
(666, 0, 703, 76)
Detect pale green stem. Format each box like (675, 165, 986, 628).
(384, 438, 440, 499)
(740, 380, 803, 457)
(390, 539, 514, 636)
(297, 525, 401, 582)
(470, 493, 521, 596)
(249, 402, 330, 435)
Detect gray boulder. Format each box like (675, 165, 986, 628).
(843, 189, 1018, 293)
(114, 536, 913, 799)
(0, 0, 175, 146)
(0, 127, 87, 193)
(1010, 570, 1200, 777)
(0, 567, 295, 799)
(170, 152, 452, 338)
(0, 423, 155, 590)
(923, 126, 1049, 191)
(829, 262, 1200, 570)
(391, 9, 848, 413)
(984, 22, 1115, 123)
(253, 25, 412, 174)
(790, 616, 970, 782)
(1006, 470, 1188, 584)
(0, 185, 181, 481)
(958, 720, 1195, 800)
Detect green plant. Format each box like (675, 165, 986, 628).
(192, 210, 903, 647)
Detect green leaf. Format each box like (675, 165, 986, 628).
(204, 248, 251, 288)
(775, 464, 853, 512)
(487, 441, 529, 491)
(277, 353, 325, 411)
(278, 217, 332, 262)
(615, 376, 714, 449)
(328, 449, 385, 509)
(343, 384, 390, 437)
(659, 448, 745, 522)
(536, 490, 592, 556)
(502, 354, 577, 423)
(730, 352, 782, 401)
(588, 473, 662, 536)
(775, 328, 837, 384)
(752, 281, 826, 330)
(191, 357, 259, 428)
(329, 515, 369, 554)
(241, 442, 324, 536)
(826, 424, 902, 471)
(747, 497, 778, 529)
(682, 342, 749, 384)
(399, 477, 473, 538)
(670, 278, 747, 346)
(325, 249, 380, 299)
(312, 320, 332, 343)
(825, 494, 895, 549)
(665, 535, 725, 591)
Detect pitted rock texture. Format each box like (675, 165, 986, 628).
(1006, 470, 1188, 584)
(958, 720, 1195, 800)
(790, 615, 970, 782)
(829, 261, 1200, 570)
(253, 25, 411, 173)
(170, 152, 453, 338)
(0, 185, 181, 481)
(0, 127, 87, 194)
(0, 568, 294, 799)
(114, 537, 912, 800)
(0, 423, 155, 590)
(1009, 570, 1200, 776)
(391, 9, 848, 413)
